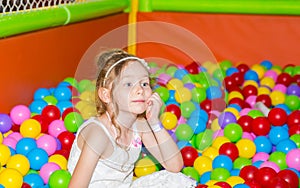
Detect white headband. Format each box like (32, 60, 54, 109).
(103, 57, 150, 86)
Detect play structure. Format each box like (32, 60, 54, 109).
(0, 0, 299, 187)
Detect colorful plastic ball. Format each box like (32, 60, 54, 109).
(182, 167, 200, 183)
(252, 152, 269, 163)
(269, 176, 290, 188)
(20, 119, 41, 138)
(0, 114, 12, 133)
(202, 147, 219, 160)
(277, 169, 299, 188)
(210, 167, 231, 181)
(290, 134, 300, 148)
(53, 86, 72, 101)
(63, 112, 84, 133)
(43, 95, 58, 105)
(41, 105, 61, 123)
(199, 171, 211, 185)
(255, 167, 277, 187)
(165, 104, 181, 119)
(40, 162, 61, 184)
(160, 112, 178, 130)
(194, 156, 212, 175)
(245, 95, 257, 108)
(48, 169, 71, 188)
(173, 69, 188, 80)
(212, 98, 227, 112)
(251, 64, 265, 80)
(253, 136, 272, 154)
(287, 84, 300, 96)
(34, 88, 51, 100)
(48, 154, 68, 170)
(206, 86, 222, 100)
(214, 181, 231, 188)
(260, 60, 272, 69)
(175, 124, 193, 141)
(269, 126, 289, 145)
(194, 129, 213, 151)
(180, 101, 196, 119)
(29, 100, 48, 114)
(276, 139, 297, 154)
(264, 70, 278, 81)
(239, 165, 258, 183)
(187, 116, 206, 134)
(175, 87, 192, 103)
(223, 76, 237, 92)
(277, 73, 293, 86)
(181, 146, 198, 167)
(166, 78, 184, 90)
(56, 101, 73, 114)
(219, 142, 239, 161)
(212, 136, 230, 149)
(212, 155, 233, 171)
(224, 123, 243, 142)
(191, 87, 206, 103)
(226, 176, 245, 187)
(236, 139, 256, 159)
(287, 110, 300, 127)
(289, 125, 300, 137)
(267, 107, 287, 126)
(6, 154, 30, 175)
(27, 148, 49, 170)
(0, 144, 11, 166)
(10, 105, 31, 125)
(226, 67, 239, 76)
(15, 137, 37, 156)
(244, 70, 259, 82)
(251, 117, 271, 136)
(237, 115, 253, 133)
(270, 90, 286, 106)
(242, 85, 257, 99)
(273, 83, 287, 93)
(154, 86, 169, 102)
(134, 158, 156, 177)
(269, 151, 287, 170)
(260, 161, 280, 173)
(57, 131, 75, 151)
(0, 168, 23, 188)
(48, 119, 67, 138)
(285, 95, 300, 111)
(218, 112, 237, 129)
(233, 157, 252, 169)
(23, 173, 44, 188)
(237, 63, 250, 74)
(36, 134, 57, 156)
(232, 72, 244, 86)
(286, 149, 300, 170)
(260, 77, 275, 89)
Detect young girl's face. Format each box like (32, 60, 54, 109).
(112, 61, 152, 115)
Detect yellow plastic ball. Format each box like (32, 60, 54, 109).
(202, 147, 219, 160)
(243, 80, 259, 88)
(81, 104, 97, 119)
(0, 168, 23, 188)
(134, 158, 156, 178)
(75, 100, 90, 112)
(236, 139, 256, 159)
(79, 90, 95, 103)
(20, 119, 41, 138)
(228, 91, 244, 101)
(251, 64, 265, 80)
(160, 112, 178, 130)
(166, 78, 184, 90)
(212, 136, 230, 150)
(6, 154, 30, 176)
(194, 156, 212, 175)
(175, 87, 192, 103)
(0, 133, 3, 144)
(257, 86, 271, 96)
(260, 77, 275, 89)
(270, 90, 286, 106)
(271, 67, 282, 75)
(205, 180, 218, 186)
(48, 154, 67, 170)
(3, 130, 13, 138)
(226, 176, 245, 187)
(0, 144, 11, 166)
(210, 119, 221, 132)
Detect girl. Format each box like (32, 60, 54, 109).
(67, 49, 196, 188)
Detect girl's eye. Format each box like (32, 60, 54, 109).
(125, 83, 132, 87)
(141, 82, 149, 87)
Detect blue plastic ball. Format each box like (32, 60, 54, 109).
(206, 86, 222, 100)
(269, 126, 289, 145)
(226, 67, 239, 76)
(27, 148, 49, 170)
(276, 139, 297, 154)
(200, 171, 211, 184)
(187, 116, 206, 134)
(244, 70, 259, 82)
(56, 100, 73, 114)
(254, 136, 272, 153)
(16, 137, 37, 156)
(29, 100, 48, 114)
(177, 140, 192, 150)
(23, 173, 44, 188)
(260, 60, 273, 70)
(230, 169, 240, 176)
(212, 155, 233, 171)
(190, 109, 208, 123)
(53, 86, 72, 101)
(34, 88, 51, 100)
(174, 69, 188, 80)
(252, 160, 263, 168)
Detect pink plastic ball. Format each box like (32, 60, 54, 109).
(7, 132, 23, 142)
(157, 73, 172, 86)
(242, 132, 254, 141)
(10, 105, 31, 125)
(2, 137, 17, 149)
(264, 70, 278, 81)
(273, 84, 287, 93)
(36, 134, 57, 156)
(286, 149, 300, 171)
(48, 120, 67, 138)
(40, 162, 61, 184)
(252, 152, 269, 163)
(246, 96, 257, 108)
(239, 108, 251, 116)
(260, 161, 280, 173)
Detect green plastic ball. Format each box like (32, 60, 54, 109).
(219, 60, 233, 71)
(233, 157, 252, 169)
(269, 151, 287, 170)
(290, 134, 300, 148)
(175, 123, 194, 141)
(182, 167, 200, 182)
(64, 112, 84, 133)
(247, 109, 265, 118)
(223, 123, 243, 142)
(180, 101, 196, 119)
(63, 77, 78, 88)
(285, 95, 300, 111)
(210, 168, 230, 181)
(195, 129, 213, 151)
(191, 87, 206, 103)
(48, 169, 71, 188)
(154, 86, 169, 103)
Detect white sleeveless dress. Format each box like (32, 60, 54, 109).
(67, 117, 197, 188)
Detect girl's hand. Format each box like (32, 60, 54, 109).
(146, 92, 163, 125)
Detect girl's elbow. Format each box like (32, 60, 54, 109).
(165, 158, 184, 173)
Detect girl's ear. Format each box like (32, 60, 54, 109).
(98, 88, 111, 103)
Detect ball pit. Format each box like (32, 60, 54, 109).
(0, 59, 299, 188)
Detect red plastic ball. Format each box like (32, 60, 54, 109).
(223, 76, 237, 92)
(256, 94, 272, 108)
(287, 110, 300, 128)
(232, 72, 244, 86)
(269, 177, 290, 188)
(277, 73, 293, 86)
(237, 115, 253, 133)
(166, 104, 181, 119)
(240, 165, 259, 182)
(219, 142, 239, 161)
(57, 131, 76, 151)
(32, 114, 49, 133)
(180, 146, 199, 167)
(196, 184, 208, 188)
(278, 169, 299, 188)
(268, 108, 288, 126)
(255, 167, 277, 187)
(288, 125, 300, 136)
(293, 75, 300, 86)
(242, 85, 258, 99)
(41, 105, 61, 123)
(245, 180, 262, 188)
(212, 98, 226, 112)
(185, 62, 199, 74)
(21, 182, 32, 188)
(237, 64, 250, 75)
(252, 117, 271, 136)
(214, 181, 231, 188)
(229, 98, 245, 109)
(54, 148, 70, 159)
(10, 123, 20, 132)
(200, 99, 212, 113)
(67, 85, 79, 96)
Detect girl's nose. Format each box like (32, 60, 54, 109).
(134, 83, 144, 95)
